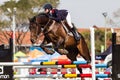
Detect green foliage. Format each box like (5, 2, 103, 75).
(0, 0, 60, 27)
(81, 29, 112, 54)
(17, 0, 32, 11)
(0, 1, 16, 11)
(107, 31, 112, 40)
(81, 31, 91, 50)
(94, 29, 105, 54)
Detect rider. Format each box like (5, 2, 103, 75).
(42, 3, 80, 41)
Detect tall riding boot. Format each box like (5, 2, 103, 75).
(71, 27, 81, 41)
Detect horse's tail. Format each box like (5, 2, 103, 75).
(77, 31, 91, 63)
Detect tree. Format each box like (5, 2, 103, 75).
(106, 8, 120, 27)
(0, 0, 59, 52)
(81, 28, 112, 54)
(0, 0, 59, 25)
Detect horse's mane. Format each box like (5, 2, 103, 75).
(30, 13, 49, 23)
(38, 12, 49, 18)
(30, 16, 36, 23)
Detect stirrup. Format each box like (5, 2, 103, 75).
(75, 35, 80, 41)
(75, 31, 81, 41)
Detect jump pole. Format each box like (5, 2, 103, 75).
(90, 27, 96, 80)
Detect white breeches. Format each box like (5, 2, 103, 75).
(66, 13, 73, 28)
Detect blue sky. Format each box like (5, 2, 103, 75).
(58, 0, 120, 28)
(1, 0, 120, 28)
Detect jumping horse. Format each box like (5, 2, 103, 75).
(29, 13, 91, 77)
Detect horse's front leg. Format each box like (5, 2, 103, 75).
(40, 39, 54, 54)
(54, 37, 68, 55)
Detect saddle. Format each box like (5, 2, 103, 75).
(47, 19, 80, 44)
(61, 20, 81, 42)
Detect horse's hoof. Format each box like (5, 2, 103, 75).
(48, 52, 54, 55)
(87, 60, 91, 63)
(58, 49, 68, 55)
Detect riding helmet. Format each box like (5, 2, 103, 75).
(43, 3, 53, 10)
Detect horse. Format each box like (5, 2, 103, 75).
(29, 13, 91, 76)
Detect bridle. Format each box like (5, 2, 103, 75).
(40, 18, 51, 34)
(33, 17, 51, 39)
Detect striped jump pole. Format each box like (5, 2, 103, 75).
(12, 63, 109, 68)
(0, 60, 88, 66)
(28, 67, 111, 75)
(78, 64, 109, 68)
(35, 71, 111, 75)
(14, 73, 111, 78)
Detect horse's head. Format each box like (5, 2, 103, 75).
(29, 13, 49, 44)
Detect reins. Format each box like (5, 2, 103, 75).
(36, 18, 52, 38)
(42, 18, 51, 33)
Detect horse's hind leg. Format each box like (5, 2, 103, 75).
(66, 48, 85, 80)
(66, 48, 83, 74)
(68, 55, 83, 74)
(70, 57, 84, 80)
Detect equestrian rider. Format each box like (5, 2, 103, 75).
(42, 3, 80, 41)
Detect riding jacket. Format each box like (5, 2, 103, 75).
(49, 9, 68, 22)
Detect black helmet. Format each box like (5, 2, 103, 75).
(43, 3, 53, 10)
